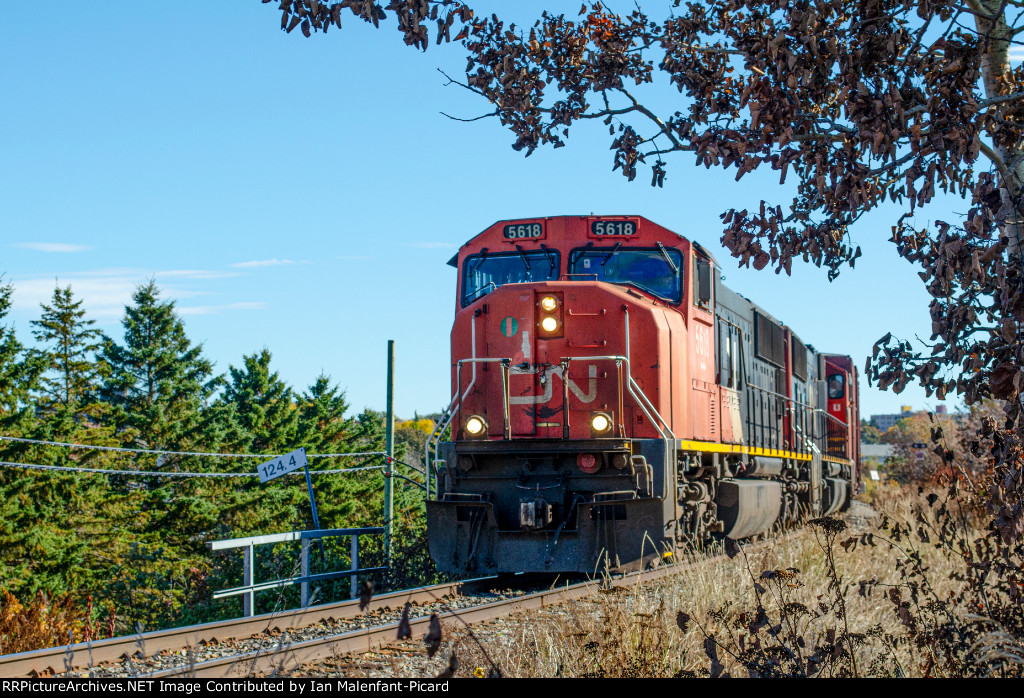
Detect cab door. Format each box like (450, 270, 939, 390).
(716, 317, 742, 444)
(822, 357, 850, 459)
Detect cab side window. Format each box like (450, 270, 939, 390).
(694, 257, 712, 310)
(827, 373, 845, 399)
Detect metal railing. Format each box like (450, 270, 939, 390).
(207, 527, 386, 617)
(823, 411, 851, 460)
(742, 382, 850, 459)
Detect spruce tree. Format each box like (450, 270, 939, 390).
(95, 281, 230, 612)
(0, 278, 44, 426)
(221, 349, 299, 454)
(2, 284, 111, 599)
(296, 374, 352, 453)
(30, 284, 102, 416)
(99, 281, 218, 450)
(295, 375, 363, 526)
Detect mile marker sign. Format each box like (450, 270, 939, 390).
(257, 448, 308, 483)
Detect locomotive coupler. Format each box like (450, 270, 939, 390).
(519, 498, 553, 530)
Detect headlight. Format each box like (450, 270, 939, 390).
(591, 413, 612, 433)
(540, 316, 559, 333)
(465, 415, 486, 436)
(540, 296, 558, 312)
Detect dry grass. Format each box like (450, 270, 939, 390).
(0, 590, 112, 655)
(440, 485, 999, 677)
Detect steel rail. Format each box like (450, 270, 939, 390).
(0, 580, 483, 678)
(144, 540, 786, 678)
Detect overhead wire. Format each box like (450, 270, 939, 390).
(0, 460, 384, 478)
(0, 434, 385, 459)
(0, 434, 428, 480)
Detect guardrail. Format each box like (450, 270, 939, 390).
(207, 527, 386, 617)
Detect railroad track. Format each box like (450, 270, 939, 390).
(0, 579, 498, 678)
(150, 560, 695, 679)
(3, 531, 806, 679)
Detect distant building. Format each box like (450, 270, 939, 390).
(861, 443, 894, 462)
(871, 405, 952, 432)
(873, 414, 898, 431)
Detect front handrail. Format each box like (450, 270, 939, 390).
(426, 306, 677, 498)
(427, 350, 674, 498)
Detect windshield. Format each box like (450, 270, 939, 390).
(568, 246, 683, 303)
(461, 250, 559, 306)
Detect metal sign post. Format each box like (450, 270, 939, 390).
(384, 340, 395, 563)
(303, 457, 322, 531)
(256, 447, 324, 583)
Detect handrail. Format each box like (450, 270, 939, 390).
(426, 312, 480, 496)
(822, 411, 850, 427)
(427, 347, 675, 496)
(456, 357, 511, 438)
(624, 307, 676, 440)
(207, 527, 385, 616)
(208, 527, 384, 550)
(741, 380, 850, 461)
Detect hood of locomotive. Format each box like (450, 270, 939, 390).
(450, 279, 683, 442)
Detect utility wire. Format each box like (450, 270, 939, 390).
(0, 431, 423, 474)
(0, 460, 384, 478)
(0, 434, 385, 459)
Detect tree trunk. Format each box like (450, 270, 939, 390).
(976, 0, 1024, 259)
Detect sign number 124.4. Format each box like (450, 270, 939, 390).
(257, 447, 308, 483)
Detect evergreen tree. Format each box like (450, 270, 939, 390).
(30, 284, 102, 416)
(221, 349, 298, 454)
(296, 374, 352, 453)
(99, 281, 218, 449)
(0, 278, 44, 426)
(295, 375, 364, 526)
(1, 284, 117, 600)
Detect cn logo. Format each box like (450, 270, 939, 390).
(509, 365, 598, 405)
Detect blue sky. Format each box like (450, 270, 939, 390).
(1, 2, 997, 422)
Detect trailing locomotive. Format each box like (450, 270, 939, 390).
(425, 216, 860, 575)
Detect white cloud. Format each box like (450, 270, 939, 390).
(230, 258, 307, 269)
(12, 276, 167, 320)
(402, 241, 458, 249)
(156, 269, 241, 279)
(9, 268, 242, 320)
(12, 242, 91, 253)
(1010, 46, 1024, 63)
(178, 302, 268, 316)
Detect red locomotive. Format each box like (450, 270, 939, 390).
(426, 216, 860, 574)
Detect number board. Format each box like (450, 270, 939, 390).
(257, 447, 309, 483)
(589, 219, 639, 238)
(502, 222, 545, 240)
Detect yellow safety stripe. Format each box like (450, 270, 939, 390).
(678, 440, 813, 462)
(822, 455, 854, 466)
